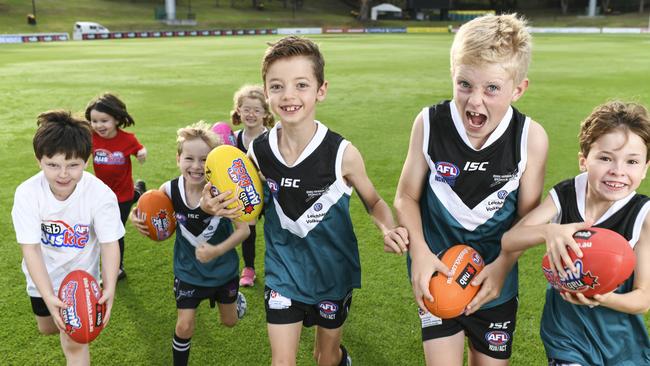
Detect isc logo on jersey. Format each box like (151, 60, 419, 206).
(434, 162, 460, 186)
(485, 330, 509, 352)
(463, 161, 488, 171)
(41, 221, 89, 248)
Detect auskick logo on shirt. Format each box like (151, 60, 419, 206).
(41, 220, 89, 248)
(93, 149, 125, 165)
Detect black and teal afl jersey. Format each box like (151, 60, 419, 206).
(165, 177, 238, 287)
(541, 173, 650, 365)
(414, 100, 530, 309)
(250, 121, 360, 304)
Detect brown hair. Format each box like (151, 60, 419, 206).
(176, 121, 221, 155)
(261, 36, 325, 88)
(450, 13, 532, 85)
(579, 101, 650, 160)
(85, 92, 135, 128)
(33, 110, 92, 161)
(230, 84, 275, 127)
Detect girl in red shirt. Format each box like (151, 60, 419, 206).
(86, 93, 147, 280)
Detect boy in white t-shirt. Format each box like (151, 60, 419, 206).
(11, 110, 123, 365)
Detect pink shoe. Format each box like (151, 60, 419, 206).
(239, 267, 256, 287)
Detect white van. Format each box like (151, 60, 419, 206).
(73, 21, 110, 40)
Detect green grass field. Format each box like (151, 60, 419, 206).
(1, 33, 650, 365)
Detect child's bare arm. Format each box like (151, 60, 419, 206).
(99, 241, 120, 326)
(196, 221, 250, 263)
(342, 143, 408, 255)
(21, 244, 66, 331)
(394, 112, 451, 311)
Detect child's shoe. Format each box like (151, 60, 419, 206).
(239, 267, 256, 287)
(236, 291, 247, 319)
(117, 267, 127, 281)
(134, 179, 147, 197)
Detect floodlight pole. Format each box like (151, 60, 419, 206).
(32, 0, 36, 16)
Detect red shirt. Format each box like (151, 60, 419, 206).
(92, 129, 143, 203)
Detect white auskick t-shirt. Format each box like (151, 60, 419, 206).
(12, 171, 124, 297)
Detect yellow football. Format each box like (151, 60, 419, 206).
(204, 145, 264, 222)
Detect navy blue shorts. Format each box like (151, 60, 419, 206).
(173, 276, 239, 309)
(264, 286, 352, 329)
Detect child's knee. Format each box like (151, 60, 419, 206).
(220, 315, 237, 328)
(175, 320, 195, 338)
(37, 325, 58, 335)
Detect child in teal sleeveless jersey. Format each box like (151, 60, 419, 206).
(394, 13, 549, 365)
(130, 121, 249, 366)
(202, 35, 409, 366)
(502, 101, 650, 365)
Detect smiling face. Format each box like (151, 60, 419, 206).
(264, 56, 327, 126)
(580, 128, 649, 203)
(89, 109, 119, 139)
(237, 97, 266, 130)
(177, 137, 212, 188)
(39, 153, 87, 200)
(452, 62, 528, 149)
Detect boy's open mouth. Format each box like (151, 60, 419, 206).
(467, 111, 487, 128)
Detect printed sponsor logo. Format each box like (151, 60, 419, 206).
(319, 301, 338, 320)
(151, 209, 172, 240)
(228, 158, 262, 214)
(491, 168, 518, 187)
(60, 281, 82, 331)
(434, 162, 460, 186)
(497, 190, 508, 199)
(463, 161, 488, 171)
(41, 221, 89, 248)
(542, 259, 599, 293)
(313, 203, 323, 211)
(455, 263, 478, 289)
(573, 230, 595, 240)
(93, 149, 125, 165)
(471, 252, 483, 266)
(485, 331, 509, 352)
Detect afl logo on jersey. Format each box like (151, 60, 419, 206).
(434, 162, 459, 186)
(267, 179, 279, 194)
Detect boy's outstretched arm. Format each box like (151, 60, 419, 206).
(341, 143, 409, 255)
(196, 221, 250, 263)
(394, 112, 451, 311)
(99, 241, 120, 326)
(466, 120, 549, 314)
(21, 244, 67, 331)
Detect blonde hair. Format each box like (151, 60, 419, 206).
(579, 101, 650, 161)
(450, 13, 532, 85)
(230, 84, 275, 127)
(176, 121, 221, 154)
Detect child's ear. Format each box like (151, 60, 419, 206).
(578, 151, 587, 172)
(176, 154, 181, 166)
(511, 78, 529, 103)
(316, 80, 328, 102)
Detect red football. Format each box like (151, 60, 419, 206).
(58, 270, 105, 344)
(542, 227, 636, 297)
(136, 190, 176, 241)
(424, 244, 485, 319)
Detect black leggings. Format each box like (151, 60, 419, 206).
(241, 225, 257, 269)
(117, 189, 142, 268)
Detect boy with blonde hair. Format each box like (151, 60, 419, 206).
(394, 14, 548, 365)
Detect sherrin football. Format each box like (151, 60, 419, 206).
(542, 227, 636, 297)
(136, 190, 176, 241)
(204, 144, 264, 222)
(424, 244, 485, 319)
(58, 270, 104, 344)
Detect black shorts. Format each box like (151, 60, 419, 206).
(548, 359, 583, 366)
(173, 276, 239, 309)
(264, 286, 352, 329)
(30, 296, 51, 317)
(420, 297, 518, 359)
